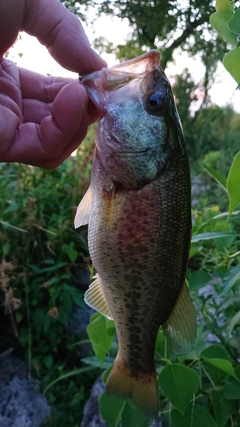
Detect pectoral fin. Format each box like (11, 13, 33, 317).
(162, 282, 196, 355)
(84, 274, 113, 320)
(74, 186, 92, 228)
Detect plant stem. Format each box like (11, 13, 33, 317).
(24, 275, 32, 379)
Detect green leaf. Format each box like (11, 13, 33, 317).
(210, 10, 236, 46)
(158, 364, 199, 415)
(67, 243, 78, 262)
(201, 357, 239, 381)
(43, 365, 96, 394)
(82, 356, 114, 369)
(227, 152, 240, 214)
(228, 7, 240, 34)
(64, 284, 84, 308)
(227, 310, 240, 337)
(191, 232, 239, 242)
(171, 404, 217, 427)
(44, 353, 53, 369)
(188, 270, 211, 292)
(15, 312, 23, 323)
(224, 381, 240, 399)
(215, 0, 234, 15)
(210, 390, 234, 427)
(121, 402, 149, 427)
(201, 163, 227, 190)
(87, 313, 115, 365)
(201, 344, 230, 360)
(201, 346, 231, 386)
(223, 48, 240, 84)
(220, 264, 240, 296)
(99, 392, 126, 427)
(43, 314, 52, 334)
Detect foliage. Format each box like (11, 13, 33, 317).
(172, 69, 240, 168)
(60, 0, 94, 20)
(0, 126, 98, 426)
(95, 0, 226, 71)
(210, 0, 240, 86)
(86, 153, 240, 427)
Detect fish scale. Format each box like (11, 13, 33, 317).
(75, 50, 196, 417)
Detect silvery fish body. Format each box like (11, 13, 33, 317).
(75, 50, 196, 417)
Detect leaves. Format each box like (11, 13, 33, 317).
(121, 402, 149, 427)
(99, 393, 126, 427)
(202, 357, 240, 381)
(200, 163, 227, 190)
(220, 264, 240, 296)
(210, 0, 236, 46)
(228, 7, 240, 33)
(210, 12, 237, 46)
(158, 364, 199, 415)
(224, 381, 240, 399)
(223, 48, 240, 85)
(210, 390, 234, 427)
(191, 232, 239, 242)
(87, 313, 115, 365)
(171, 404, 217, 427)
(188, 270, 211, 292)
(210, 0, 240, 84)
(227, 151, 240, 214)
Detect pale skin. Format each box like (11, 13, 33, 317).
(0, 0, 106, 167)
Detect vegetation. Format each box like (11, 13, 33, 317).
(0, 129, 98, 426)
(1, 0, 240, 426)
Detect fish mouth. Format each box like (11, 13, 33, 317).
(114, 149, 149, 157)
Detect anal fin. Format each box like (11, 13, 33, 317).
(162, 281, 196, 355)
(84, 274, 113, 320)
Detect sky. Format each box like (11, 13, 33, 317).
(6, 12, 240, 113)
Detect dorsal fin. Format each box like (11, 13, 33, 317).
(84, 274, 113, 320)
(74, 186, 92, 228)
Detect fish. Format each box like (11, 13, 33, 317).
(75, 50, 196, 417)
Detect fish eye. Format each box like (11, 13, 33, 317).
(144, 89, 168, 116)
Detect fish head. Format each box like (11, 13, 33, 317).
(81, 50, 185, 189)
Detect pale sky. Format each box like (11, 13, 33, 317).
(6, 13, 240, 113)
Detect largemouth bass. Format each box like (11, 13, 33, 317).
(75, 50, 196, 417)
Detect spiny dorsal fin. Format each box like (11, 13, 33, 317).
(162, 281, 196, 355)
(84, 274, 113, 320)
(74, 186, 92, 229)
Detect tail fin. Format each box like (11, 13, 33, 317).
(106, 353, 158, 417)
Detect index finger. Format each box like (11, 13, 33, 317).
(23, 0, 107, 74)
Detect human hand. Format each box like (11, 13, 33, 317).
(0, 0, 106, 167)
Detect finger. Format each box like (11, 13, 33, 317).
(19, 67, 74, 102)
(40, 82, 89, 158)
(21, 78, 100, 125)
(23, 0, 107, 74)
(4, 82, 90, 167)
(0, 1, 24, 56)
